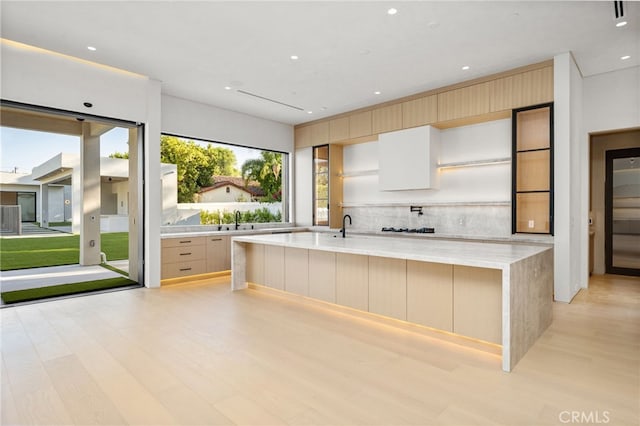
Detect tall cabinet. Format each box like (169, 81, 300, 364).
(512, 103, 554, 234)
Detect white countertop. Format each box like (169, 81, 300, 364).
(232, 232, 551, 270)
(161, 226, 306, 239)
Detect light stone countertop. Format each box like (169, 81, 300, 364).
(161, 226, 307, 239)
(232, 231, 551, 270)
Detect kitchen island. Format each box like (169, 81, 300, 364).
(231, 232, 553, 371)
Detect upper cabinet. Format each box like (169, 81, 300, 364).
(329, 117, 349, 143)
(402, 95, 438, 128)
(437, 82, 491, 122)
(490, 66, 553, 112)
(349, 110, 373, 139)
(294, 61, 553, 149)
(378, 125, 440, 191)
(372, 104, 403, 134)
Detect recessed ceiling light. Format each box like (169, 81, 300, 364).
(87, 46, 96, 51)
(462, 65, 470, 70)
(224, 86, 232, 90)
(307, 111, 313, 114)
(290, 55, 299, 60)
(616, 20, 628, 27)
(387, 8, 397, 15)
(374, 91, 382, 95)
(621, 55, 631, 60)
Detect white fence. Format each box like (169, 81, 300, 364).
(0, 205, 22, 235)
(177, 202, 282, 216)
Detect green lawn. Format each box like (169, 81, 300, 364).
(1, 277, 138, 304)
(0, 233, 128, 271)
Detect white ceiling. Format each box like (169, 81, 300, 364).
(1, 1, 638, 125)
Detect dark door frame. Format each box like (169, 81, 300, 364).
(605, 147, 640, 277)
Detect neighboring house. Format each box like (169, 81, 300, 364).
(198, 176, 264, 202)
(0, 153, 178, 233)
(0, 171, 69, 223)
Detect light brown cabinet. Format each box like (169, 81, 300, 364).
(293, 61, 553, 149)
(402, 95, 438, 128)
(406, 261, 453, 332)
(336, 253, 368, 310)
(513, 104, 553, 234)
(246, 243, 265, 285)
(284, 247, 309, 296)
(349, 110, 372, 139)
(490, 66, 553, 111)
(162, 235, 233, 281)
(310, 121, 329, 146)
(368, 256, 407, 320)
(308, 250, 336, 303)
(372, 104, 402, 134)
(294, 125, 312, 148)
(206, 235, 230, 272)
(329, 117, 350, 142)
(453, 265, 502, 344)
(437, 82, 491, 122)
(161, 237, 207, 279)
(243, 242, 505, 346)
(264, 245, 285, 290)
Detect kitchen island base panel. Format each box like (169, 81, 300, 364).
(453, 266, 502, 345)
(369, 256, 407, 321)
(336, 253, 369, 311)
(284, 247, 309, 296)
(407, 261, 453, 332)
(308, 250, 336, 303)
(248, 281, 503, 359)
(231, 233, 553, 371)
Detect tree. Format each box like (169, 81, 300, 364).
(241, 151, 282, 202)
(160, 135, 238, 202)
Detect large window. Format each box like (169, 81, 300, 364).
(159, 134, 288, 228)
(313, 145, 329, 226)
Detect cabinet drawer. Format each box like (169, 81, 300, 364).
(206, 235, 230, 272)
(162, 244, 206, 263)
(162, 236, 206, 249)
(162, 260, 207, 279)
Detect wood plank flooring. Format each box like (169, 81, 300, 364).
(1, 273, 638, 425)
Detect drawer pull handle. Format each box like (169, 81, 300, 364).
(180, 252, 192, 256)
(179, 267, 192, 272)
(179, 240, 192, 244)
(210, 238, 222, 241)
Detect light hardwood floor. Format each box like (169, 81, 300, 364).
(1, 274, 638, 425)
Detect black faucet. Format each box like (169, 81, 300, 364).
(342, 214, 352, 238)
(235, 210, 241, 230)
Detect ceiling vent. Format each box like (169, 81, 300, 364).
(236, 90, 304, 112)
(613, 1, 625, 19)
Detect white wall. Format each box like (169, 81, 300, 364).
(1, 40, 149, 123)
(583, 66, 640, 132)
(161, 95, 293, 153)
(554, 52, 584, 303)
(1, 39, 162, 287)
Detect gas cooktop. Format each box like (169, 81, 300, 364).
(381, 227, 435, 234)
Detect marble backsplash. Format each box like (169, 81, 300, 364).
(342, 204, 511, 238)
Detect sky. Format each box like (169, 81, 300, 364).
(0, 126, 261, 174)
